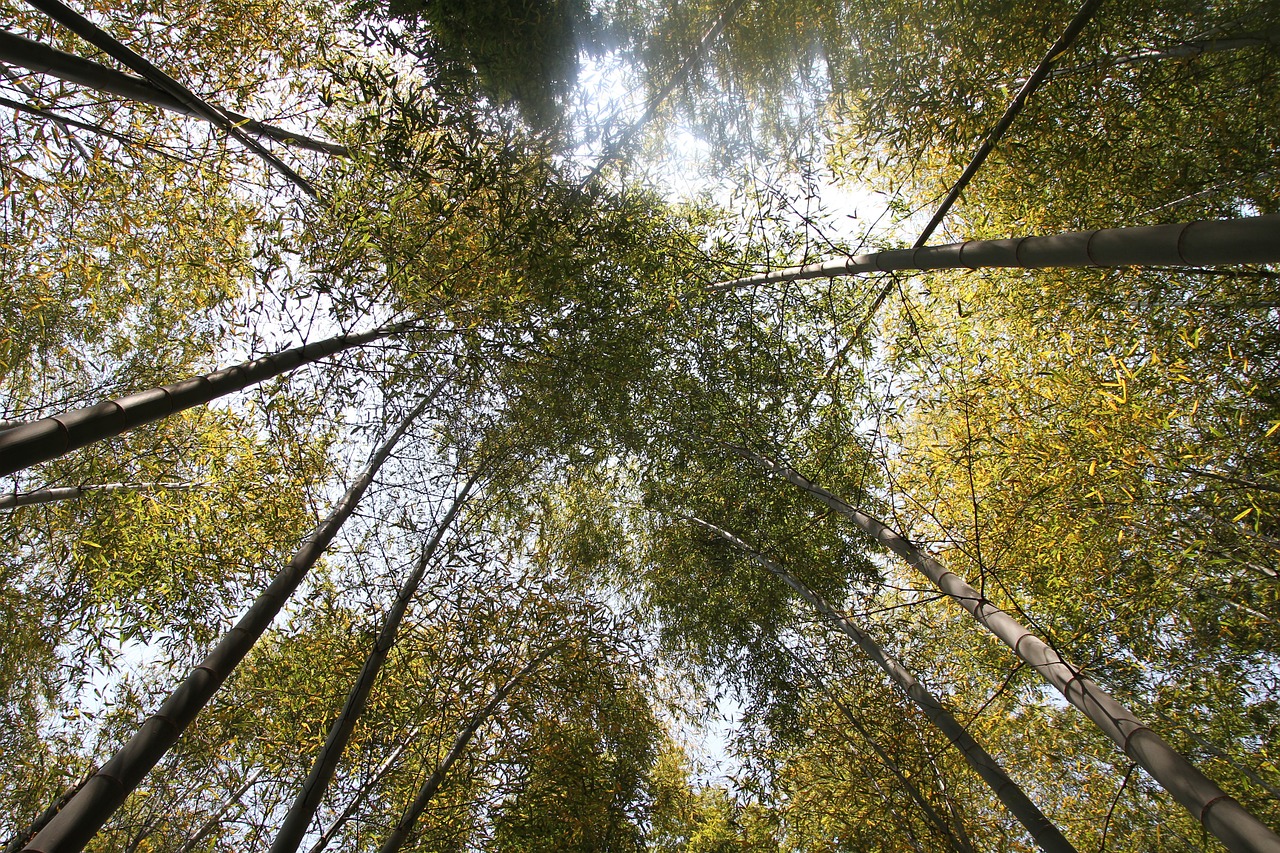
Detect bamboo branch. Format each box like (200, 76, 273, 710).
(580, 0, 749, 186)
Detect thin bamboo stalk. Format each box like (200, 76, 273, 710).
(0, 482, 203, 510)
(914, 0, 1104, 247)
(377, 646, 558, 853)
(269, 478, 475, 853)
(171, 767, 263, 853)
(305, 734, 418, 853)
(778, 641, 977, 853)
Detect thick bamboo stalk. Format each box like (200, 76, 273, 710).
(270, 476, 474, 853)
(22, 0, 316, 194)
(709, 214, 1280, 293)
(0, 323, 403, 478)
(0, 30, 348, 156)
(690, 517, 1078, 853)
(21, 394, 435, 853)
(0, 481, 202, 510)
(739, 447, 1280, 853)
(378, 648, 556, 853)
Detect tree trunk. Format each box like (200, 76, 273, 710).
(378, 648, 557, 853)
(738, 447, 1280, 853)
(0, 323, 406, 478)
(690, 517, 1077, 853)
(0, 482, 203, 510)
(709, 214, 1280, 293)
(21, 390, 438, 853)
(0, 30, 348, 156)
(270, 478, 475, 853)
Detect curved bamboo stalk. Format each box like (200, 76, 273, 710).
(776, 639, 978, 853)
(737, 447, 1280, 853)
(709, 215, 1280, 293)
(0, 323, 405, 478)
(689, 516, 1078, 853)
(21, 392, 436, 853)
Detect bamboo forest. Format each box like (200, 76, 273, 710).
(1, 0, 1279, 850)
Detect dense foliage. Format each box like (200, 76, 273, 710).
(0, 0, 1276, 850)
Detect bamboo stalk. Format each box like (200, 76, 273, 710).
(709, 215, 1280, 293)
(0, 30, 348, 156)
(690, 517, 1078, 853)
(0, 323, 405, 478)
(0, 482, 203, 510)
(22, 393, 435, 853)
(738, 447, 1280, 853)
(22, 0, 317, 194)
(377, 647, 557, 853)
(270, 474, 474, 853)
